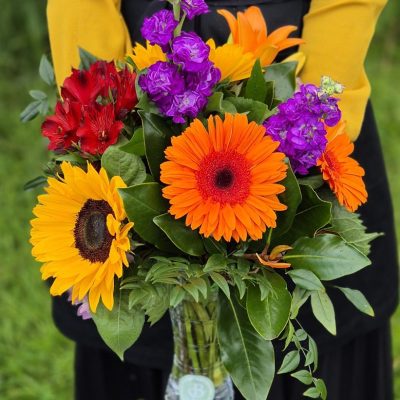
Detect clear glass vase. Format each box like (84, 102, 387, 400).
(164, 293, 234, 400)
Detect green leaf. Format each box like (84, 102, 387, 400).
(23, 176, 47, 191)
(218, 293, 275, 400)
(140, 112, 175, 181)
(307, 335, 318, 371)
(205, 92, 237, 114)
(280, 185, 331, 245)
(29, 90, 47, 100)
(278, 350, 300, 374)
(223, 97, 270, 124)
(39, 55, 55, 86)
(119, 183, 171, 251)
(20, 100, 41, 122)
(119, 128, 145, 156)
(291, 369, 313, 385)
(102, 145, 146, 186)
(303, 387, 321, 398)
(320, 189, 382, 256)
(310, 290, 336, 335)
(136, 93, 160, 114)
(264, 61, 297, 101)
(170, 286, 186, 307)
(203, 254, 228, 272)
(245, 60, 268, 102)
(298, 174, 324, 189)
(315, 378, 327, 400)
(203, 237, 227, 256)
(288, 269, 324, 291)
(272, 163, 302, 241)
(153, 213, 205, 256)
(283, 321, 294, 350)
(92, 289, 144, 360)
(246, 272, 291, 340)
(210, 272, 230, 298)
(284, 234, 371, 280)
(335, 286, 374, 317)
(79, 47, 99, 70)
(290, 287, 310, 319)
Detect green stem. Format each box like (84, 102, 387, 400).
(184, 302, 200, 372)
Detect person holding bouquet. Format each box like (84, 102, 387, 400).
(42, 0, 398, 399)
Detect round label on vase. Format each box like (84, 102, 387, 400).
(178, 375, 215, 400)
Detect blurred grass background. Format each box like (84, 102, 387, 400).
(0, 1, 398, 399)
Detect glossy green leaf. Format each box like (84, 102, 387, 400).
(102, 145, 146, 186)
(298, 174, 324, 189)
(320, 189, 382, 256)
(119, 128, 145, 156)
(272, 163, 302, 241)
(284, 234, 371, 280)
(136, 93, 160, 114)
(245, 60, 267, 102)
(291, 369, 313, 385)
(218, 293, 275, 400)
(203, 237, 227, 256)
(153, 213, 205, 256)
(303, 387, 321, 399)
(315, 379, 327, 400)
(288, 269, 324, 291)
(310, 290, 336, 335)
(119, 183, 171, 251)
(335, 286, 374, 316)
(278, 350, 300, 374)
(264, 61, 297, 101)
(92, 289, 144, 360)
(246, 272, 291, 340)
(140, 112, 175, 181)
(290, 287, 310, 319)
(280, 184, 331, 245)
(203, 254, 228, 272)
(306, 335, 318, 371)
(39, 54, 55, 86)
(223, 97, 270, 124)
(210, 272, 230, 298)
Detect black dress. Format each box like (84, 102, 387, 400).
(51, 1, 399, 399)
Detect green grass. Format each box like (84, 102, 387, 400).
(0, 1, 399, 399)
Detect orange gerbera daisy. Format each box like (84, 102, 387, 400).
(217, 6, 304, 67)
(317, 122, 367, 212)
(160, 114, 288, 242)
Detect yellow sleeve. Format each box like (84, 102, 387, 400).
(299, 0, 387, 141)
(47, 0, 132, 86)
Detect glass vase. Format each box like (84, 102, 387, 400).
(164, 293, 234, 400)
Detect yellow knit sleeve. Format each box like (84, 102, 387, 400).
(299, 0, 387, 141)
(47, 0, 132, 86)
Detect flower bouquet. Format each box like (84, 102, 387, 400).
(26, 1, 380, 399)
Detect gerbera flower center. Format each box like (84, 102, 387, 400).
(74, 199, 114, 263)
(196, 150, 251, 204)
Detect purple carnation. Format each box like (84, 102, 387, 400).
(264, 83, 341, 175)
(140, 10, 178, 47)
(181, 0, 210, 20)
(139, 61, 185, 101)
(170, 32, 210, 72)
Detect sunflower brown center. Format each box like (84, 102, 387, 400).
(74, 199, 114, 263)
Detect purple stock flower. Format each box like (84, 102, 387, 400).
(139, 61, 185, 101)
(181, 0, 210, 20)
(186, 62, 221, 96)
(140, 10, 178, 47)
(166, 90, 208, 123)
(171, 32, 210, 72)
(264, 83, 341, 175)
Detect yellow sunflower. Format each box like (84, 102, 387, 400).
(30, 162, 133, 312)
(160, 114, 288, 242)
(128, 41, 167, 71)
(207, 39, 256, 82)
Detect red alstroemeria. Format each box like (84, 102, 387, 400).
(114, 67, 138, 120)
(77, 104, 124, 155)
(89, 61, 119, 98)
(61, 68, 103, 105)
(41, 100, 82, 151)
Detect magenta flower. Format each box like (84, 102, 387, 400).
(181, 0, 209, 20)
(140, 10, 178, 47)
